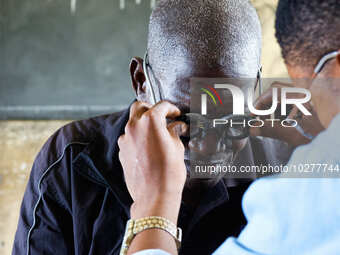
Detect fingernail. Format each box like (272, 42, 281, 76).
(181, 123, 188, 133)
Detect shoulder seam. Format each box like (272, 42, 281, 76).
(26, 141, 89, 255)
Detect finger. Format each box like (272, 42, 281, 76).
(167, 121, 188, 138)
(270, 81, 294, 88)
(253, 88, 274, 111)
(254, 81, 289, 110)
(148, 101, 181, 122)
(304, 102, 314, 113)
(253, 87, 283, 111)
(255, 81, 303, 109)
(129, 101, 152, 120)
(287, 106, 299, 119)
(252, 87, 305, 118)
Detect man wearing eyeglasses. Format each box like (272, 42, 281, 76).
(13, 1, 294, 255)
(116, 0, 340, 255)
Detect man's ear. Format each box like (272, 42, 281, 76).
(130, 57, 146, 98)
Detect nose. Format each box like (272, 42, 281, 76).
(188, 129, 232, 156)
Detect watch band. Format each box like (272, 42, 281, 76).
(120, 216, 182, 255)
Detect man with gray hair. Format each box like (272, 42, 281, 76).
(13, 1, 291, 255)
(117, 1, 340, 254)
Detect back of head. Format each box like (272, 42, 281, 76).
(275, 0, 340, 70)
(147, 0, 262, 77)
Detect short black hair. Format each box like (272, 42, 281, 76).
(275, 0, 340, 68)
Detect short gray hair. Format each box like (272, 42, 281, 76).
(147, 0, 262, 77)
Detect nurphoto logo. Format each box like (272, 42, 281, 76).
(201, 84, 312, 128)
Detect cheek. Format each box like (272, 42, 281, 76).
(160, 79, 191, 109)
(165, 92, 190, 111)
(232, 138, 248, 155)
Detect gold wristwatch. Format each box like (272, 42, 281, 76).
(119, 216, 182, 255)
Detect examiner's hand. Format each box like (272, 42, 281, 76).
(118, 101, 187, 222)
(250, 82, 324, 147)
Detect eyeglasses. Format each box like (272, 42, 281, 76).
(143, 51, 263, 104)
(143, 51, 162, 104)
(177, 113, 252, 140)
(313, 50, 340, 77)
(143, 51, 262, 140)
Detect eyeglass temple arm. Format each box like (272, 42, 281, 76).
(258, 67, 263, 96)
(314, 50, 339, 75)
(143, 51, 158, 105)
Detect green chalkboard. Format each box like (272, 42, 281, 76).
(0, 0, 154, 119)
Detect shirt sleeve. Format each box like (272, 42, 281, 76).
(213, 114, 340, 255)
(12, 137, 76, 255)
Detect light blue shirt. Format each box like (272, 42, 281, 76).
(133, 114, 340, 255)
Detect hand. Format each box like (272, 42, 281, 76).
(250, 82, 324, 147)
(310, 78, 340, 128)
(118, 101, 187, 222)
